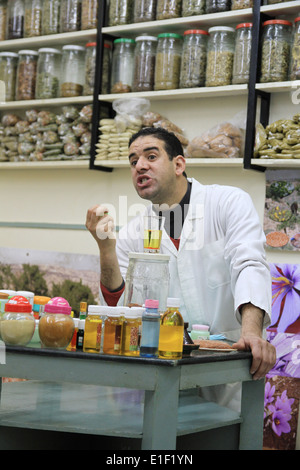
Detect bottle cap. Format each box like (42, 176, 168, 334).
(44, 297, 72, 315)
(166, 297, 180, 307)
(145, 299, 159, 308)
(5, 295, 32, 313)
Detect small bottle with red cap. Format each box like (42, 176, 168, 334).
(1, 295, 35, 346)
(140, 299, 160, 358)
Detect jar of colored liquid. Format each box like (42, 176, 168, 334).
(83, 305, 105, 353)
(102, 307, 124, 355)
(140, 299, 160, 358)
(121, 307, 143, 356)
(159, 297, 184, 359)
(190, 324, 210, 341)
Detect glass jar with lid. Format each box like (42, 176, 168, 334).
(156, 0, 182, 20)
(7, 0, 24, 39)
(133, 0, 156, 23)
(60, 0, 81, 32)
(101, 42, 112, 94)
(111, 38, 135, 93)
(36, 48, 61, 99)
(231, 0, 253, 9)
(205, 26, 235, 87)
(39, 297, 74, 349)
(260, 20, 292, 83)
(16, 49, 38, 100)
(24, 0, 42, 37)
(132, 35, 157, 92)
(42, 0, 60, 35)
(154, 33, 183, 91)
(0, 0, 8, 41)
(0, 51, 18, 101)
(1, 295, 35, 346)
(60, 45, 85, 97)
(84, 41, 96, 95)
(182, 0, 205, 16)
(179, 29, 208, 88)
(232, 23, 252, 84)
(289, 17, 300, 80)
(81, 0, 97, 29)
(108, 0, 133, 26)
(205, 0, 230, 13)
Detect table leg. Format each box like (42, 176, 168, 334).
(142, 367, 180, 450)
(239, 378, 265, 450)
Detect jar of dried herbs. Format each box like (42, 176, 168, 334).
(42, 0, 60, 35)
(232, 23, 252, 84)
(24, 0, 42, 37)
(0, 52, 18, 101)
(154, 33, 183, 90)
(111, 38, 135, 93)
(101, 42, 112, 94)
(205, 0, 230, 13)
(179, 29, 208, 88)
(182, 0, 205, 16)
(290, 17, 300, 80)
(60, 0, 82, 33)
(7, 0, 24, 39)
(132, 35, 157, 92)
(108, 0, 133, 26)
(84, 42, 96, 95)
(133, 0, 156, 23)
(81, 0, 97, 29)
(60, 45, 85, 97)
(16, 49, 38, 100)
(36, 48, 61, 99)
(0, 0, 8, 41)
(231, 0, 253, 9)
(156, 0, 182, 20)
(260, 19, 292, 83)
(205, 26, 235, 87)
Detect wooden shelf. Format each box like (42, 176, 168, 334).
(256, 81, 300, 94)
(0, 95, 93, 110)
(251, 158, 300, 168)
(0, 160, 89, 170)
(94, 158, 244, 169)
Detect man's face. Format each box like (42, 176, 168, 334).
(128, 135, 179, 206)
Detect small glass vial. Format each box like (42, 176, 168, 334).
(132, 35, 157, 92)
(0, 0, 8, 41)
(290, 17, 300, 80)
(179, 29, 208, 88)
(111, 38, 135, 93)
(7, 0, 24, 39)
(79, 301, 87, 320)
(60, 45, 85, 97)
(101, 42, 112, 94)
(36, 48, 61, 99)
(121, 307, 143, 356)
(158, 298, 184, 360)
(24, 0, 42, 37)
(133, 0, 156, 23)
(140, 299, 160, 358)
(156, 0, 182, 20)
(1, 295, 35, 346)
(154, 33, 183, 91)
(76, 319, 85, 350)
(16, 49, 38, 100)
(182, 0, 205, 16)
(190, 324, 210, 341)
(84, 41, 96, 95)
(108, 0, 133, 26)
(0, 51, 18, 101)
(81, 0, 97, 30)
(205, 0, 230, 13)
(102, 307, 124, 355)
(232, 22, 252, 85)
(205, 26, 235, 87)
(42, 0, 60, 35)
(231, 0, 253, 9)
(60, 0, 81, 32)
(83, 305, 104, 353)
(260, 20, 292, 83)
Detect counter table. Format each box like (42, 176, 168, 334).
(0, 345, 264, 450)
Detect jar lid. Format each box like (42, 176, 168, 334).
(0, 290, 16, 296)
(0, 293, 9, 299)
(145, 299, 159, 308)
(236, 23, 253, 29)
(184, 29, 209, 35)
(104, 43, 112, 48)
(34, 295, 51, 305)
(88, 305, 108, 314)
(208, 26, 235, 33)
(295, 17, 300, 23)
(192, 324, 209, 331)
(44, 297, 72, 315)
(5, 295, 32, 313)
(167, 297, 180, 307)
(263, 20, 292, 27)
(38, 48, 61, 54)
(0, 51, 18, 58)
(18, 50, 39, 55)
(62, 45, 85, 51)
(135, 35, 157, 41)
(86, 42, 97, 47)
(114, 38, 135, 44)
(157, 33, 183, 39)
(126, 307, 144, 317)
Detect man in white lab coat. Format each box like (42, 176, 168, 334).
(86, 127, 276, 410)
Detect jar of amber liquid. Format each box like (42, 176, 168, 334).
(102, 307, 124, 355)
(83, 305, 104, 353)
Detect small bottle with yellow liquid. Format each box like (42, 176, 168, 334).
(121, 306, 143, 356)
(158, 298, 184, 359)
(102, 307, 124, 355)
(83, 305, 105, 353)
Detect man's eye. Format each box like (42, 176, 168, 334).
(148, 154, 156, 160)
(130, 160, 137, 167)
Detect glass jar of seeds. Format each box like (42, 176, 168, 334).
(205, 0, 230, 13)
(205, 26, 235, 87)
(16, 49, 38, 100)
(289, 17, 300, 80)
(260, 20, 292, 83)
(7, 0, 24, 39)
(84, 41, 96, 95)
(60, 0, 82, 33)
(133, 0, 156, 23)
(111, 38, 135, 93)
(24, 0, 42, 37)
(0, 0, 8, 41)
(156, 0, 182, 20)
(81, 0, 97, 29)
(101, 42, 112, 94)
(60, 45, 85, 97)
(36, 48, 61, 99)
(108, 0, 133, 26)
(0, 52, 18, 101)
(231, 0, 253, 9)
(42, 0, 60, 35)
(154, 33, 183, 91)
(182, 0, 205, 16)
(132, 35, 157, 92)
(179, 29, 208, 88)
(232, 23, 252, 84)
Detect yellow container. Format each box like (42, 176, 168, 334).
(121, 307, 143, 356)
(102, 307, 124, 355)
(158, 298, 184, 359)
(83, 305, 105, 353)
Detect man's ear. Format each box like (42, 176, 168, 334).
(174, 155, 186, 176)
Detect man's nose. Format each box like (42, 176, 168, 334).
(135, 156, 150, 171)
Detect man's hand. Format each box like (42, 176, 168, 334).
(86, 204, 116, 248)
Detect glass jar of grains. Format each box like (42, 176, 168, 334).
(36, 48, 61, 99)
(1, 296, 35, 346)
(84, 41, 96, 95)
(7, 0, 24, 39)
(232, 23, 252, 84)
(0, 51, 18, 101)
(101, 42, 112, 94)
(205, 0, 230, 13)
(182, 0, 205, 16)
(154, 33, 183, 91)
(39, 297, 74, 349)
(132, 35, 157, 92)
(156, 0, 182, 20)
(111, 38, 135, 93)
(179, 29, 208, 88)
(289, 17, 300, 80)
(60, 0, 81, 32)
(81, 0, 97, 30)
(60, 45, 85, 97)
(108, 0, 133, 26)
(42, 0, 60, 35)
(0, 0, 8, 41)
(231, 0, 253, 9)
(16, 49, 38, 100)
(24, 0, 42, 37)
(260, 20, 292, 83)
(133, 0, 156, 22)
(205, 26, 235, 87)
